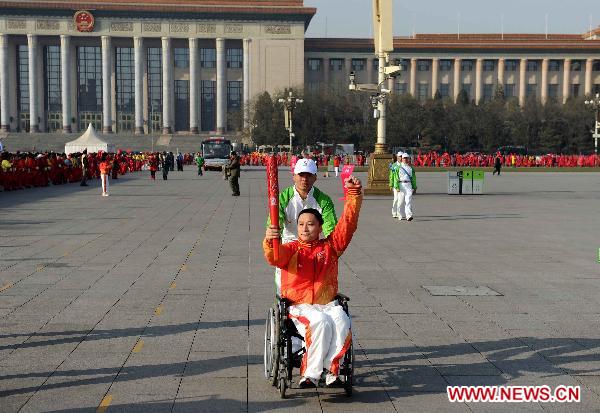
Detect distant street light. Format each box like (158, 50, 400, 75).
(584, 93, 600, 154)
(278, 91, 303, 154)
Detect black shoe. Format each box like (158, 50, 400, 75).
(80, 183, 88, 186)
(407, 217, 413, 221)
(298, 377, 316, 388)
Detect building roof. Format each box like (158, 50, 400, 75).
(306, 30, 600, 54)
(0, 0, 316, 27)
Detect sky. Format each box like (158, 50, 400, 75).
(304, 0, 600, 38)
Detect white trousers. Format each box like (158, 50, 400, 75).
(334, 166, 339, 177)
(101, 173, 109, 194)
(288, 301, 351, 380)
(397, 183, 413, 219)
(392, 188, 401, 216)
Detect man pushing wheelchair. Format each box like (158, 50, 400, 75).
(263, 174, 362, 390)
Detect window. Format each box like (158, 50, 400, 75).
(440, 60, 452, 71)
(226, 48, 243, 69)
(77, 46, 102, 131)
(526, 83, 537, 98)
(504, 83, 516, 98)
(115, 47, 134, 132)
(593, 61, 600, 71)
(17, 45, 30, 131)
(395, 82, 407, 95)
(147, 47, 162, 133)
(44, 45, 61, 131)
(505, 60, 518, 71)
(571, 83, 580, 97)
(527, 61, 539, 72)
(548, 84, 559, 100)
(594, 84, 600, 94)
(307, 82, 320, 93)
(201, 80, 216, 131)
(549, 60, 560, 72)
(571, 61, 582, 72)
(307, 58, 321, 72)
(373, 59, 379, 72)
(483, 84, 494, 102)
(174, 48, 189, 69)
(461, 60, 474, 71)
(483, 60, 495, 72)
(351, 58, 366, 72)
(440, 83, 450, 98)
(461, 83, 472, 97)
(398, 59, 408, 71)
(200, 48, 216, 68)
(418, 83, 429, 100)
(417, 60, 430, 71)
(227, 80, 242, 130)
(330, 58, 344, 71)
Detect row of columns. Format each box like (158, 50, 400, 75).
(404, 57, 597, 105)
(0, 34, 251, 134)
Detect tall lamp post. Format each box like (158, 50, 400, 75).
(347, 0, 397, 194)
(584, 93, 600, 154)
(278, 91, 303, 154)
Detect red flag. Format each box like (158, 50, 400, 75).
(266, 156, 280, 261)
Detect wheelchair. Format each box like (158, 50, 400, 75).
(263, 294, 354, 398)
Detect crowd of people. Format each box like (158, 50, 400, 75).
(412, 151, 600, 168)
(0, 150, 199, 192)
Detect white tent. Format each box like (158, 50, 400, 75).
(64, 124, 116, 154)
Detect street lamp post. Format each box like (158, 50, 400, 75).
(585, 93, 600, 154)
(278, 91, 303, 154)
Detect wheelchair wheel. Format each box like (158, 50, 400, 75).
(278, 376, 287, 399)
(343, 342, 354, 397)
(263, 307, 279, 386)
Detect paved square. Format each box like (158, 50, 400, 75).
(1, 169, 599, 412)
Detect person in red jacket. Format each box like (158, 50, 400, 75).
(98, 153, 111, 196)
(264, 175, 362, 388)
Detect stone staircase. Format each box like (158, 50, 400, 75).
(1, 132, 240, 153)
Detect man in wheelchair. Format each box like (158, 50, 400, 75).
(264, 176, 362, 388)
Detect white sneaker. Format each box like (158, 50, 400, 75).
(325, 373, 342, 387)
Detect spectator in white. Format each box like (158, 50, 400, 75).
(397, 153, 417, 221)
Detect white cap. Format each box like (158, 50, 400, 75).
(294, 158, 318, 175)
(396, 152, 404, 158)
(402, 153, 410, 158)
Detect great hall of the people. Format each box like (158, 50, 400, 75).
(1, 0, 600, 136)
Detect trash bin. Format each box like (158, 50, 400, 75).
(473, 170, 484, 194)
(462, 170, 473, 194)
(447, 172, 460, 195)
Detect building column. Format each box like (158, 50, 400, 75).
(133, 37, 144, 134)
(323, 57, 330, 84)
(519, 58, 527, 106)
(242, 38, 250, 129)
(541, 58, 549, 105)
(27, 34, 39, 132)
(60, 35, 71, 133)
(475, 58, 483, 104)
(453, 58, 461, 102)
(216, 37, 227, 134)
(409, 58, 417, 96)
(562, 58, 571, 103)
(189, 37, 199, 133)
(100, 36, 113, 133)
(585, 58, 594, 96)
(497, 58, 505, 87)
(431, 58, 439, 98)
(344, 57, 352, 79)
(0, 34, 9, 132)
(366, 57, 373, 84)
(161, 37, 172, 134)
